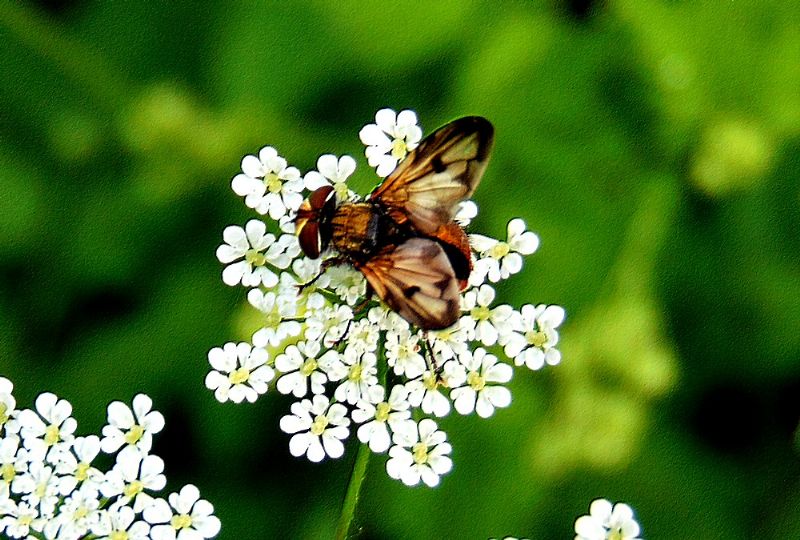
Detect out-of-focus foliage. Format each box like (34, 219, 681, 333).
(1, 1, 798, 538)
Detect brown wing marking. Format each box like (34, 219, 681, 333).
(369, 116, 494, 234)
(358, 238, 461, 330)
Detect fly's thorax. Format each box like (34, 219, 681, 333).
(330, 202, 383, 260)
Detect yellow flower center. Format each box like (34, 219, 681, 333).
(412, 442, 429, 464)
(525, 329, 547, 347)
(608, 531, 622, 540)
(110, 531, 129, 540)
(470, 306, 490, 322)
(1, 463, 15, 483)
(264, 310, 281, 328)
(423, 372, 438, 391)
(44, 424, 60, 446)
(245, 248, 266, 267)
(467, 371, 486, 391)
(391, 138, 408, 159)
(75, 506, 89, 520)
(375, 402, 391, 423)
(264, 172, 282, 193)
(35, 482, 47, 498)
(489, 241, 510, 259)
(348, 364, 363, 382)
(75, 462, 90, 482)
(19, 515, 33, 527)
(0, 403, 8, 425)
(334, 182, 349, 200)
(300, 358, 318, 376)
(123, 480, 143, 499)
(229, 367, 250, 385)
(171, 514, 193, 530)
(310, 415, 328, 436)
(125, 424, 145, 446)
(434, 328, 453, 341)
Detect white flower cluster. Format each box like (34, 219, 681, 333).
(0, 377, 220, 540)
(574, 499, 642, 540)
(209, 108, 565, 487)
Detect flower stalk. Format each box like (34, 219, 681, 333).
(334, 441, 371, 540)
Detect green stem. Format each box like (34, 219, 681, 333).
(334, 441, 371, 540)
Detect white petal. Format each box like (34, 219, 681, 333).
(512, 231, 539, 255)
(304, 171, 329, 191)
(395, 109, 418, 129)
(359, 125, 391, 148)
(231, 174, 256, 196)
(469, 234, 497, 252)
(143, 498, 173, 524)
(107, 401, 134, 429)
(451, 388, 476, 415)
(288, 433, 310, 457)
(316, 154, 339, 177)
(321, 435, 345, 459)
(337, 155, 356, 178)
(374, 108, 398, 131)
(589, 499, 613, 521)
(574, 515, 605, 539)
(221, 261, 248, 286)
(240, 155, 264, 178)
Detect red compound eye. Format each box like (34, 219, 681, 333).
(295, 185, 336, 259)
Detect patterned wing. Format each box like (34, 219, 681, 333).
(369, 116, 494, 234)
(358, 238, 461, 330)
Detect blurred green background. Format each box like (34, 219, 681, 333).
(1, 1, 799, 538)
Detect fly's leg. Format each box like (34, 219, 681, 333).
(296, 256, 345, 293)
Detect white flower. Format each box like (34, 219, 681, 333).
(459, 284, 515, 346)
(0, 500, 45, 538)
(359, 108, 423, 177)
(352, 385, 412, 453)
(216, 220, 280, 288)
(100, 394, 165, 455)
(279, 395, 350, 462)
(334, 349, 379, 405)
(427, 319, 473, 361)
(0, 377, 19, 436)
(17, 392, 76, 460)
(406, 360, 466, 418)
(501, 304, 565, 370)
(367, 305, 410, 335)
(205, 342, 274, 404)
(344, 318, 380, 355)
(101, 446, 166, 512)
(470, 218, 539, 283)
(386, 418, 452, 487)
(231, 146, 304, 219)
(326, 265, 367, 306)
(0, 436, 26, 498)
(385, 329, 426, 379)
(450, 348, 512, 418)
(42, 483, 101, 540)
(285, 260, 328, 312)
(574, 499, 641, 540)
(275, 342, 344, 398)
(248, 288, 302, 348)
(304, 304, 353, 347)
(304, 154, 357, 201)
(51, 435, 103, 492)
(92, 506, 151, 540)
(12, 461, 63, 516)
(143, 484, 221, 540)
